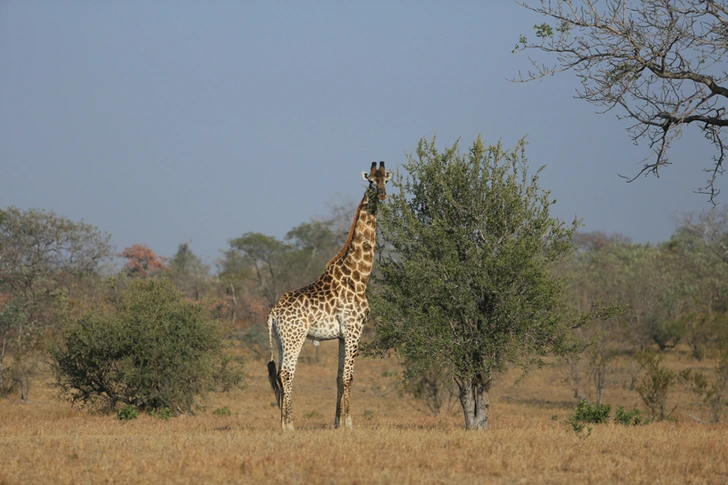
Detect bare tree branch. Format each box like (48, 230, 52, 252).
(513, 0, 728, 201)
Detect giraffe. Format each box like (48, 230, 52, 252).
(267, 161, 392, 431)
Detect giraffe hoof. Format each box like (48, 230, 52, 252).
(334, 416, 353, 429)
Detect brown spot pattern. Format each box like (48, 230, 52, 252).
(266, 163, 391, 431)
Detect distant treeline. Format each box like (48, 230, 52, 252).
(1, 203, 727, 403)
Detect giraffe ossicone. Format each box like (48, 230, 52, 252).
(267, 161, 392, 431)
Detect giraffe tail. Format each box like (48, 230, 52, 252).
(267, 313, 282, 408)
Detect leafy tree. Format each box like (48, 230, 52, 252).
(625, 245, 688, 351)
(514, 0, 728, 200)
(567, 236, 694, 352)
(0, 206, 112, 401)
(284, 221, 339, 288)
(168, 242, 210, 300)
(674, 204, 728, 270)
(119, 244, 168, 277)
(663, 207, 728, 357)
(49, 278, 243, 413)
(225, 232, 291, 307)
(366, 135, 596, 430)
(559, 232, 632, 403)
(286, 221, 336, 259)
(683, 349, 728, 422)
(635, 351, 677, 421)
(217, 233, 292, 356)
(0, 206, 112, 304)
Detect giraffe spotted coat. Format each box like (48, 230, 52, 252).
(267, 162, 391, 431)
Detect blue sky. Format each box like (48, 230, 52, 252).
(1, 2, 721, 265)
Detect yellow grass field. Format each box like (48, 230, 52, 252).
(1, 341, 726, 485)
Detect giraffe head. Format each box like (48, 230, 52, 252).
(361, 161, 393, 201)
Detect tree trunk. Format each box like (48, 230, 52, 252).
(229, 283, 237, 327)
(456, 374, 491, 430)
(594, 362, 605, 406)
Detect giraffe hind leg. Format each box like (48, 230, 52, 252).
(279, 367, 296, 431)
(278, 334, 306, 431)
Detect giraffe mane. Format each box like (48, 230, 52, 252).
(326, 196, 366, 268)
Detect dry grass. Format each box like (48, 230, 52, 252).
(1, 341, 726, 485)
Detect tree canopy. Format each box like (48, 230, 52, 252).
(0, 206, 113, 401)
(0, 206, 112, 300)
(119, 244, 168, 278)
(514, 0, 728, 200)
(50, 278, 242, 413)
(366, 135, 593, 429)
(169, 243, 210, 300)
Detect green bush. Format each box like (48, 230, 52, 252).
(150, 407, 173, 420)
(565, 400, 611, 436)
(116, 404, 139, 421)
(211, 353, 246, 393)
(682, 350, 728, 423)
(50, 278, 244, 413)
(573, 400, 611, 424)
(635, 352, 676, 421)
(614, 406, 648, 425)
(213, 407, 232, 416)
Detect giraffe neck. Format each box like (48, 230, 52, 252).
(325, 191, 378, 287)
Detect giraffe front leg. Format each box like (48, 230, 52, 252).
(335, 334, 359, 429)
(334, 338, 346, 428)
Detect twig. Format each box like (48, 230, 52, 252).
(687, 413, 708, 424)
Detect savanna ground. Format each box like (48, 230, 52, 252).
(1, 339, 726, 485)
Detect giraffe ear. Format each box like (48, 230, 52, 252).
(385, 170, 393, 181)
(362, 171, 371, 181)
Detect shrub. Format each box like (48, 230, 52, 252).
(682, 350, 728, 423)
(572, 400, 611, 424)
(566, 400, 611, 436)
(614, 406, 648, 425)
(213, 407, 232, 417)
(635, 352, 677, 421)
(150, 407, 173, 420)
(50, 278, 244, 413)
(211, 353, 246, 393)
(116, 404, 139, 421)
